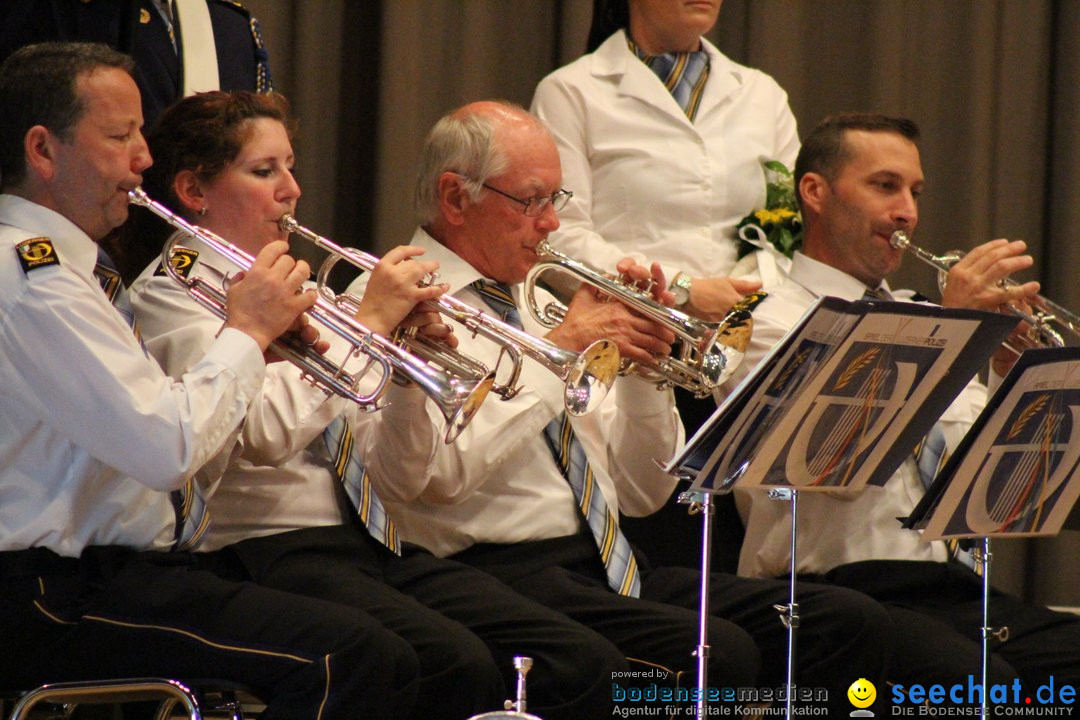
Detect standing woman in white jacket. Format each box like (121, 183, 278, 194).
(532, 0, 799, 324)
(531, 0, 801, 566)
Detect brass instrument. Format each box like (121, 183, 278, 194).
(467, 656, 543, 719)
(129, 188, 494, 443)
(890, 230, 1080, 350)
(278, 215, 621, 416)
(524, 240, 753, 397)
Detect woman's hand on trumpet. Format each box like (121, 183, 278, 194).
(224, 240, 319, 353)
(940, 238, 1040, 312)
(354, 245, 448, 336)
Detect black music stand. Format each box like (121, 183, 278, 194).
(668, 296, 1015, 720)
(906, 346, 1080, 717)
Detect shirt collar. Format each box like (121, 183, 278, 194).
(412, 226, 490, 290)
(0, 193, 100, 280)
(787, 251, 894, 302)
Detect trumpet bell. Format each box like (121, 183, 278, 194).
(441, 373, 496, 444)
(564, 339, 620, 415)
(698, 308, 753, 389)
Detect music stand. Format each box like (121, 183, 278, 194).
(669, 296, 1015, 720)
(906, 346, 1080, 717)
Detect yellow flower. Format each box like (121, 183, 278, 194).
(754, 208, 797, 226)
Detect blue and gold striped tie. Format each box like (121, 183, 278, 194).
(94, 247, 209, 550)
(471, 279, 641, 596)
(324, 416, 400, 553)
(630, 39, 710, 121)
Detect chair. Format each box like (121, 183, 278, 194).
(5, 678, 249, 720)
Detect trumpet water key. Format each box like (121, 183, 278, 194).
(129, 188, 493, 443)
(889, 230, 1080, 351)
(278, 214, 620, 416)
(525, 240, 753, 397)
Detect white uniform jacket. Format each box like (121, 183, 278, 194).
(348, 228, 684, 558)
(129, 233, 438, 551)
(532, 29, 799, 288)
(0, 194, 265, 555)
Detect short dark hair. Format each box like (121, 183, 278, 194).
(794, 113, 920, 211)
(0, 42, 135, 190)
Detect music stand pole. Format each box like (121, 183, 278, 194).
(769, 487, 800, 720)
(685, 490, 715, 720)
(978, 537, 992, 719)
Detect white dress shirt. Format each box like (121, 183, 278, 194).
(348, 228, 684, 558)
(130, 233, 437, 551)
(718, 252, 988, 578)
(532, 29, 800, 288)
(0, 194, 265, 555)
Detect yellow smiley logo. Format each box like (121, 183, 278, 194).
(847, 678, 876, 708)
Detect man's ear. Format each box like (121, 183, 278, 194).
(436, 171, 469, 226)
(23, 126, 58, 181)
(798, 172, 829, 217)
(173, 170, 206, 215)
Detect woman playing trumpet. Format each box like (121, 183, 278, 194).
(126, 90, 619, 720)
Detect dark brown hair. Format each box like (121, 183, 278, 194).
(115, 90, 293, 281)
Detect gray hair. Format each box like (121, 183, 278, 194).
(413, 108, 511, 224)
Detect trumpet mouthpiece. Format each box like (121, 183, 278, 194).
(889, 230, 910, 249)
(278, 214, 297, 233)
(127, 186, 148, 206)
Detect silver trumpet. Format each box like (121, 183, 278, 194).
(129, 188, 494, 443)
(524, 240, 753, 397)
(278, 215, 621, 416)
(890, 230, 1080, 350)
(467, 656, 543, 719)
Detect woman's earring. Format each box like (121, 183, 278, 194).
(198, 206, 207, 217)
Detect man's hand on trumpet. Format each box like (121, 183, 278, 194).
(614, 257, 675, 306)
(940, 238, 1040, 312)
(549, 257, 676, 364)
(355, 245, 448, 336)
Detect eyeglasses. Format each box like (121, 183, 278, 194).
(481, 183, 573, 217)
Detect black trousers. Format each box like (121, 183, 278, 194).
(205, 524, 623, 720)
(819, 559, 1080, 697)
(454, 532, 889, 716)
(0, 546, 415, 720)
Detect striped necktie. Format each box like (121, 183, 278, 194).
(94, 247, 209, 550)
(324, 416, 400, 553)
(470, 279, 642, 597)
(629, 38, 710, 121)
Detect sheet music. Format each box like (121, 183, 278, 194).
(911, 347, 1080, 539)
(667, 297, 1015, 495)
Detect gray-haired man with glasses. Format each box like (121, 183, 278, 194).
(351, 100, 889, 716)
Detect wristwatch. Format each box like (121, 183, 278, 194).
(669, 272, 693, 307)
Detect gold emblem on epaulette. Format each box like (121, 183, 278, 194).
(154, 247, 199, 278)
(16, 237, 60, 273)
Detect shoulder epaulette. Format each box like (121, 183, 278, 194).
(154, 247, 200, 279)
(15, 237, 60, 274)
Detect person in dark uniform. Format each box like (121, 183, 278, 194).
(0, 0, 271, 127)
